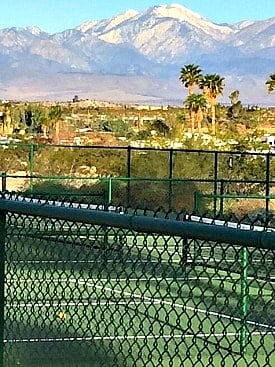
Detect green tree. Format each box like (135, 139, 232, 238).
(199, 74, 225, 136)
(151, 119, 170, 137)
(184, 94, 207, 134)
(227, 90, 242, 120)
(179, 64, 203, 95)
(229, 90, 239, 105)
(266, 73, 275, 93)
(48, 106, 63, 143)
(228, 101, 243, 119)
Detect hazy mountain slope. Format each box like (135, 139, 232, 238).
(0, 3, 274, 104)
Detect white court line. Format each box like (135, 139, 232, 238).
(6, 279, 273, 308)
(80, 279, 275, 331)
(4, 330, 274, 344)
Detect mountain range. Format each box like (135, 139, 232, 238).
(0, 3, 274, 105)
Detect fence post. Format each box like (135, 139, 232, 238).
(182, 238, 189, 276)
(108, 177, 112, 204)
(219, 180, 224, 216)
(0, 210, 6, 367)
(213, 152, 218, 216)
(168, 149, 173, 209)
(127, 146, 131, 205)
(29, 144, 35, 192)
(265, 153, 270, 213)
(1, 173, 6, 192)
(102, 178, 112, 249)
(240, 247, 249, 353)
(193, 191, 199, 213)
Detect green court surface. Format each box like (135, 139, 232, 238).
(4, 215, 275, 367)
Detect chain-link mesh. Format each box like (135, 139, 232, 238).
(3, 145, 274, 214)
(0, 195, 274, 366)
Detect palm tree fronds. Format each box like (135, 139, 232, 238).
(266, 73, 275, 93)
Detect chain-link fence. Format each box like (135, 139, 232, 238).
(1, 144, 275, 215)
(0, 194, 274, 366)
(2, 143, 274, 182)
(3, 173, 275, 216)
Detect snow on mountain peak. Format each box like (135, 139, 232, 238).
(151, 3, 233, 37)
(77, 9, 138, 34)
(104, 9, 139, 31)
(153, 3, 205, 21)
(232, 20, 256, 31)
(25, 26, 44, 35)
(76, 21, 99, 33)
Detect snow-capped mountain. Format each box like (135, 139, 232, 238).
(0, 3, 274, 104)
(98, 3, 232, 45)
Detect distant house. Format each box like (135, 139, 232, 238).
(266, 135, 275, 148)
(263, 134, 275, 149)
(73, 95, 79, 103)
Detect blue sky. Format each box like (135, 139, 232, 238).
(1, 0, 274, 33)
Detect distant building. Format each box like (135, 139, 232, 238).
(262, 134, 275, 150)
(73, 95, 79, 103)
(266, 135, 275, 148)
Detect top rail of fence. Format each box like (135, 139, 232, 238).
(0, 196, 274, 250)
(4, 173, 275, 185)
(1, 142, 275, 156)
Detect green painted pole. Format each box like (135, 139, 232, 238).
(168, 149, 173, 210)
(193, 191, 198, 214)
(213, 152, 218, 216)
(1, 173, 6, 193)
(108, 177, 112, 204)
(103, 177, 112, 249)
(29, 144, 35, 193)
(219, 180, 224, 216)
(0, 210, 6, 367)
(127, 146, 131, 205)
(265, 153, 270, 213)
(182, 238, 189, 276)
(240, 247, 249, 353)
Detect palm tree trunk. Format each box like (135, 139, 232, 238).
(52, 120, 60, 144)
(211, 104, 216, 136)
(197, 108, 203, 134)
(188, 84, 195, 95)
(43, 124, 47, 138)
(191, 112, 195, 134)
(5, 112, 13, 135)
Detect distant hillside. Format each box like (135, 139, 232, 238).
(0, 3, 274, 105)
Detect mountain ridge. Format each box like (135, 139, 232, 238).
(0, 3, 274, 104)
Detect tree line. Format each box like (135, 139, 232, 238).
(179, 64, 275, 136)
(0, 104, 62, 140)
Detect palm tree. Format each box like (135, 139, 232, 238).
(229, 90, 240, 105)
(179, 64, 203, 95)
(184, 94, 207, 134)
(266, 73, 275, 93)
(199, 74, 224, 136)
(48, 106, 63, 143)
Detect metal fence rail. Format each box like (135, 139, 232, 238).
(3, 173, 275, 215)
(1, 143, 275, 212)
(0, 196, 274, 366)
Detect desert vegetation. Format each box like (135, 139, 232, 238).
(0, 66, 274, 215)
(0, 67, 273, 146)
